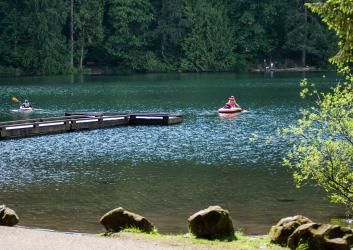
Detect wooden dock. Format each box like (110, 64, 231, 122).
(0, 112, 182, 140)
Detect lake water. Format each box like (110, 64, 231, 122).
(0, 72, 344, 234)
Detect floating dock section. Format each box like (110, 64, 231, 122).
(0, 112, 182, 140)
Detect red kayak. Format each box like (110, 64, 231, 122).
(218, 106, 242, 113)
(19, 106, 33, 112)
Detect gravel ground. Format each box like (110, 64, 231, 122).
(0, 227, 227, 250)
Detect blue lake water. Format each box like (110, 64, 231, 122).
(0, 72, 344, 234)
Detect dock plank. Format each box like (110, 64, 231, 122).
(0, 113, 182, 140)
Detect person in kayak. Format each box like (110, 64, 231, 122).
(226, 96, 240, 108)
(223, 104, 232, 109)
(21, 99, 32, 108)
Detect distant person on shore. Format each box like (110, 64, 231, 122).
(264, 59, 270, 72)
(21, 99, 32, 108)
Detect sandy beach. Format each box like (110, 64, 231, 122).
(0, 227, 174, 250)
(0, 226, 236, 250)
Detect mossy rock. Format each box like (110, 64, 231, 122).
(269, 215, 312, 246)
(0, 205, 19, 227)
(288, 223, 353, 250)
(188, 205, 235, 240)
(100, 207, 154, 233)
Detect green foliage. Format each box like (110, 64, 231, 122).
(228, 0, 284, 61)
(0, 0, 342, 74)
(0, 1, 22, 70)
(162, 232, 286, 249)
(121, 226, 158, 234)
(307, 0, 353, 75)
(140, 51, 174, 73)
(0, 66, 22, 76)
(0, 0, 70, 75)
(24, 0, 70, 74)
(104, 230, 287, 249)
(74, 0, 104, 69)
(295, 242, 309, 250)
(153, 0, 187, 68)
(104, 0, 154, 71)
(283, 82, 353, 210)
(284, 1, 337, 67)
(283, 0, 353, 213)
(181, 1, 236, 72)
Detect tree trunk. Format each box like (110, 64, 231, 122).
(80, 44, 84, 70)
(161, 43, 165, 59)
(70, 0, 74, 69)
(302, 3, 307, 67)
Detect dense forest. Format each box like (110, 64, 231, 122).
(0, 0, 338, 75)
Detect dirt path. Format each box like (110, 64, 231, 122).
(0, 227, 234, 250)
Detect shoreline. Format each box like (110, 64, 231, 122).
(250, 66, 331, 73)
(0, 226, 285, 250)
(0, 67, 333, 77)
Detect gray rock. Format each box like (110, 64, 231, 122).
(0, 205, 19, 227)
(188, 205, 235, 240)
(288, 223, 353, 250)
(100, 207, 154, 233)
(269, 215, 312, 246)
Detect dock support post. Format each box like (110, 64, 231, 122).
(64, 120, 71, 131)
(0, 127, 5, 139)
(98, 116, 103, 124)
(130, 115, 136, 125)
(71, 120, 77, 130)
(163, 116, 169, 125)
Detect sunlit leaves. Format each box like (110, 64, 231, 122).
(284, 82, 353, 211)
(285, 1, 353, 210)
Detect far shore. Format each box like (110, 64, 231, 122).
(0, 66, 334, 77)
(0, 226, 286, 250)
(251, 66, 333, 73)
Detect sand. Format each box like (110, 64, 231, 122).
(0, 226, 223, 250)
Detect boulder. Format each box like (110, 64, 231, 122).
(288, 223, 353, 250)
(187, 205, 235, 240)
(100, 207, 154, 233)
(0, 205, 19, 226)
(269, 215, 312, 246)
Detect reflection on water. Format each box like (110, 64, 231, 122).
(0, 72, 345, 234)
(218, 112, 241, 119)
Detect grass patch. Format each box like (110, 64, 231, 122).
(176, 232, 288, 249)
(99, 226, 159, 237)
(121, 226, 158, 235)
(115, 230, 288, 249)
(100, 228, 288, 249)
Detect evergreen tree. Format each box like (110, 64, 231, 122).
(181, 0, 236, 72)
(104, 0, 154, 71)
(0, 0, 70, 75)
(25, 0, 70, 74)
(74, 0, 104, 70)
(0, 0, 23, 73)
(227, 0, 285, 64)
(283, 0, 337, 67)
(0, 0, 341, 75)
(153, 0, 187, 68)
